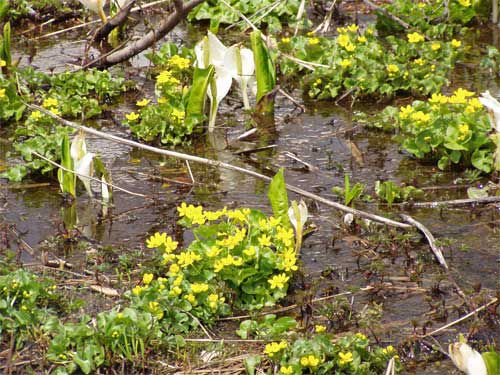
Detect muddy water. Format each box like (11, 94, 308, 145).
(2, 19, 499, 373)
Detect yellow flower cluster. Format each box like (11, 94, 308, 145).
(177, 202, 206, 225)
(208, 293, 224, 310)
(169, 55, 190, 70)
(217, 227, 246, 249)
(264, 340, 287, 358)
(337, 33, 356, 52)
(177, 251, 202, 268)
(42, 97, 61, 116)
(300, 354, 322, 367)
(268, 273, 289, 289)
(0, 88, 5, 99)
(308, 37, 320, 46)
(340, 59, 351, 68)
(407, 32, 425, 43)
(0, 59, 6, 67)
(280, 366, 293, 375)
(157, 70, 180, 85)
(338, 351, 353, 365)
(410, 111, 431, 123)
(386, 64, 399, 74)
(171, 108, 185, 121)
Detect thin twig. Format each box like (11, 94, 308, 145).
(185, 160, 195, 184)
(419, 298, 498, 338)
(412, 196, 500, 208)
(400, 214, 448, 270)
(31, 151, 148, 198)
(278, 88, 306, 112)
(27, 104, 413, 229)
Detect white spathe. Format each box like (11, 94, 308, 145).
(78, 0, 107, 22)
(75, 153, 95, 198)
(479, 91, 500, 133)
(288, 200, 308, 232)
(448, 342, 487, 375)
(101, 175, 110, 203)
(70, 131, 87, 164)
(223, 45, 255, 110)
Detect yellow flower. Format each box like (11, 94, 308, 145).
(268, 273, 289, 289)
(0, 59, 6, 67)
(264, 341, 287, 358)
(383, 345, 396, 355)
(459, 124, 470, 134)
(337, 34, 350, 47)
(281, 37, 290, 44)
(340, 59, 351, 68)
(191, 282, 209, 293)
(308, 37, 320, 46)
(158, 97, 167, 104)
(146, 232, 167, 248)
(30, 111, 43, 120)
(282, 250, 298, 272)
(300, 355, 321, 367)
(173, 275, 183, 286)
(243, 246, 256, 257)
(410, 111, 431, 123)
(142, 273, 154, 285)
(157, 70, 172, 84)
(162, 253, 175, 264)
(280, 365, 293, 375)
(339, 351, 353, 365)
(49, 108, 61, 116)
(277, 227, 294, 247)
(169, 286, 182, 296)
(258, 234, 272, 247)
(458, 0, 471, 6)
(429, 93, 448, 104)
(169, 55, 190, 70)
(126, 112, 140, 121)
(355, 332, 367, 340)
(0, 88, 5, 98)
(169, 263, 180, 275)
(399, 105, 414, 119)
(315, 324, 326, 333)
(407, 32, 425, 43)
(386, 64, 399, 74)
(424, 136, 431, 142)
(344, 43, 356, 52)
(42, 97, 58, 108)
(451, 39, 462, 48)
(204, 210, 224, 221)
(357, 36, 367, 43)
(414, 58, 424, 66)
(177, 251, 202, 268)
(336, 27, 347, 34)
(185, 293, 196, 304)
(347, 24, 358, 32)
(431, 42, 441, 51)
(164, 236, 179, 253)
(418, 2, 426, 8)
(207, 246, 222, 258)
(172, 108, 185, 121)
(132, 285, 145, 295)
(177, 202, 205, 225)
(366, 28, 374, 35)
(136, 98, 150, 107)
(208, 293, 224, 309)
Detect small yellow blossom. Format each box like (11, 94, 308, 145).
(300, 354, 321, 368)
(142, 273, 154, 285)
(340, 59, 352, 68)
(399, 105, 415, 119)
(169, 286, 182, 296)
(315, 324, 326, 333)
(136, 98, 150, 107)
(418, 2, 426, 8)
(357, 36, 367, 43)
(407, 32, 425, 43)
(308, 37, 320, 46)
(158, 97, 167, 104)
(207, 246, 222, 258)
(185, 293, 196, 304)
(146, 232, 167, 248)
(49, 108, 61, 116)
(280, 366, 293, 375)
(339, 351, 353, 365)
(258, 234, 272, 247)
(355, 332, 367, 340)
(337, 27, 347, 34)
(172, 108, 185, 121)
(459, 123, 470, 134)
(243, 246, 256, 257)
(42, 97, 58, 108)
(383, 345, 396, 355)
(386, 64, 399, 74)
(0, 59, 6, 67)
(281, 37, 290, 44)
(268, 273, 289, 289)
(0, 88, 5, 99)
(424, 136, 431, 142)
(126, 112, 140, 121)
(169, 55, 190, 70)
(337, 34, 350, 47)
(431, 42, 441, 51)
(410, 111, 431, 123)
(30, 111, 43, 120)
(132, 285, 145, 295)
(169, 263, 180, 275)
(264, 340, 287, 358)
(208, 293, 224, 309)
(177, 251, 202, 268)
(458, 0, 471, 6)
(451, 39, 462, 48)
(347, 24, 359, 32)
(344, 43, 356, 52)
(164, 236, 179, 253)
(429, 93, 448, 104)
(414, 58, 424, 66)
(173, 275, 183, 287)
(191, 282, 209, 293)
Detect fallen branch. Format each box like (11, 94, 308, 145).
(28, 104, 413, 229)
(412, 196, 500, 208)
(88, 0, 206, 68)
(400, 214, 448, 270)
(363, 0, 411, 29)
(91, 0, 136, 44)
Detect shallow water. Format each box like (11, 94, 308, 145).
(2, 17, 499, 373)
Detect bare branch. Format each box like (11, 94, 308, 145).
(92, 0, 136, 44)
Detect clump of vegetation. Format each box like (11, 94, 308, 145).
(365, 88, 496, 172)
(279, 26, 462, 100)
(375, 0, 487, 37)
(188, 0, 304, 32)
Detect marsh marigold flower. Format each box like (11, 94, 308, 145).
(407, 32, 425, 43)
(126, 112, 139, 121)
(136, 98, 150, 107)
(264, 340, 287, 358)
(451, 39, 462, 48)
(338, 352, 354, 365)
(268, 273, 290, 289)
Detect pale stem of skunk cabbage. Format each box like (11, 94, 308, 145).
(78, 0, 107, 22)
(448, 342, 487, 375)
(288, 200, 308, 255)
(224, 45, 255, 110)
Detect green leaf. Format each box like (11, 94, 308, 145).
(482, 351, 499, 375)
(267, 168, 290, 228)
(1, 22, 10, 66)
(251, 30, 276, 113)
(58, 135, 76, 197)
(243, 355, 262, 375)
(186, 65, 215, 121)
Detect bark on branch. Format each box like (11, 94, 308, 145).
(88, 0, 205, 68)
(92, 0, 136, 44)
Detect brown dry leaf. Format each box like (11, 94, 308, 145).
(90, 285, 120, 297)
